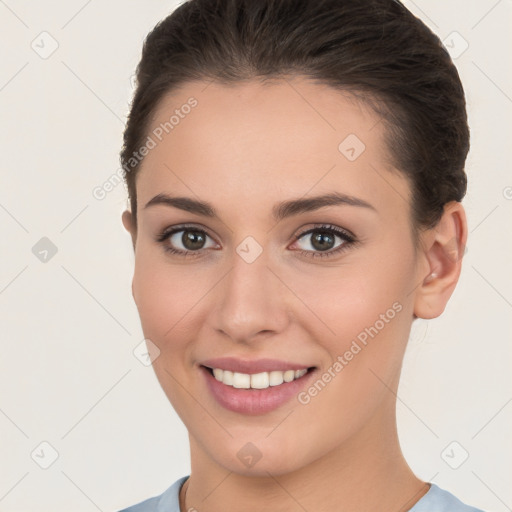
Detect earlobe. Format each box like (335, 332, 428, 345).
(122, 210, 138, 303)
(122, 209, 133, 232)
(413, 201, 468, 319)
(122, 210, 137, 250)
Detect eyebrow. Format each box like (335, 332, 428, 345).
(143, 191, 377, 221)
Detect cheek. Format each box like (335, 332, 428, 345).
(287, 263, 413, 446)
(131, 251, 199, 351)
(282, 243, 416, 410)
(131, 254, 204, 415)
(286, 259, 413, 351)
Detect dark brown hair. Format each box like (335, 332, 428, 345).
(120, 0, 469, 233)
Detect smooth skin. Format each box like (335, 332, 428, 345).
(122, 76, 467, 512)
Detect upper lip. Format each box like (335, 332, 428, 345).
(200, 357, 314, 374)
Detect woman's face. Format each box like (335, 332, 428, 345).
(123, 77, 432, 476)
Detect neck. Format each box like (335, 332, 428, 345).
(180, 405, 427, 512)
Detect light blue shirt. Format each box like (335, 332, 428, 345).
(117, 476, 486, 512)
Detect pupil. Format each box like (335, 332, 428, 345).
(312, 231, 334, 251)
(183, 231, 205, 250)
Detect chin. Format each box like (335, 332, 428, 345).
(204, 435, 315, 478)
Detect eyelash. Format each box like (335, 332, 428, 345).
(155, 223, 357, 260)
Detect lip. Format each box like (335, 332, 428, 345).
(200, 364, 317, 415)
(200, 356, 312, 374)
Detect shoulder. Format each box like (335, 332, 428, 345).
(116, 476, 189, 512)
(410, 483, 486, 512)
(116, 479, 486, 512)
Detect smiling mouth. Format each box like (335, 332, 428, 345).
(202, 365, 316, 390)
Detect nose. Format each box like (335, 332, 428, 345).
(211, 246, 290, 344)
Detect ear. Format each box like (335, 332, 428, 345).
(122, 209, 137, 250)
(413, 201, 468, 319)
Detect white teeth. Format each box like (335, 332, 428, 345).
(269, 370, 284, 386)
(283, 369, 295, 382)
(222, 370, 234, 385)
(250, 372, 269, 389)
(232, 372, 251, 389)
(210, 367, 310, 389)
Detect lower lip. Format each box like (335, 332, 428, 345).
(200, 365, 317, 415)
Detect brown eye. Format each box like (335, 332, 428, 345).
(179, 230, 207, 250)
(309, 231, 336, 251)
(156, 226, 218, 256)
(292, 224, 356, 259)
(296, 229, 341, 252)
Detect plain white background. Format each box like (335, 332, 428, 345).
(0, 1, 511, 511)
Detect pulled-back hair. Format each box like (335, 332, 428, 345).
(120, 0, 469, 232)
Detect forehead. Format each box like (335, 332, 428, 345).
(136, 77, 410, 219)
